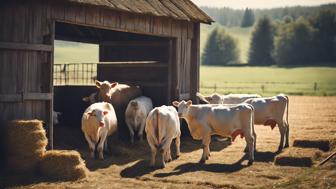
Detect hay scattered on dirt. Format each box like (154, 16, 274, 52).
(5, 120, 47, 173)
(274, 147, 322, 167)
(39, 150, 89, 181)
(293, 139, 334, 152)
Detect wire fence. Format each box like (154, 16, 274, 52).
(53, 63, 97, 85)
(200, 81, 335, 96)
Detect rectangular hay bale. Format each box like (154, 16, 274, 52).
(293, 139, 333, 152)
(274, 147, 321, 167)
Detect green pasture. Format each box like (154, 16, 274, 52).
(200, 66, 336, 96)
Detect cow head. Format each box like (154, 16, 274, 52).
(172, 100, 192, 118)
(87, 109, 109, 127)
(95, 80, 118, 102)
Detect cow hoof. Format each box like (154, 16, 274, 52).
(277, 147, 283, 153)
(206, 156, 209, 160)
(247, 160, 253, 166)
(160, 164, 166, 169)
(176, 155, 180, 159)
(199, 159, 206, 164)
(284, 144, 289, 148)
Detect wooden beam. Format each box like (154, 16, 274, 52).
(0, 94, 22, 102)
(23, 93, 53, 100)
(100, 41, 169, 47)
(0, 93, 52, 102)
(0, 41, 53, 52)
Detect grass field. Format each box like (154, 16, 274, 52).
(200, 66, 336, 96)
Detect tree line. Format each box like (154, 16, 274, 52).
(201, 4, 336, 27)
(202, 6, 336, 66)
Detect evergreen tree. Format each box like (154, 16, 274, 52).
(248, 17, 275, 65)
(311, 10, 336, 63)
(241, 8, 255, 27)
(202, 27, 240, 65)
(274, 17, 317, 65)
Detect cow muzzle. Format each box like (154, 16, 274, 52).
(99, 121, 104, 127)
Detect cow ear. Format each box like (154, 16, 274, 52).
(95, 80, 102, 88)
(172, 101, 179, 107)
(87, 111, 93, 116)
(187, 100, 192, 106)
(110, 82, 118, 88)
(103, 111, 108, 115)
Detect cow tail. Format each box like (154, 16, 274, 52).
(155, 109, 162, 151)
(284, 95, 289, 125)
(249, 104, 255, 138)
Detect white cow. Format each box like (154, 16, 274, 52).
(197, 92, 261, 104)
(125, 96, 153, 144)
(173, 100, 255, 165)
(145, 105, 181, 168)
(81, 102, 118, 159)
(243, 94, 289, 151)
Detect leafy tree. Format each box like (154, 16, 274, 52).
(202, 27, 240, 65)
(311, 10, 336, 63)
(274, 17, 317, 65)
(248, 17, 275, 65)
(241, 8, 255, 27)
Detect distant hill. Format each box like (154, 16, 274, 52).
(201, 4, 336, 27)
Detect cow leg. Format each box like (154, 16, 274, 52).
(104, 137, 108, 152)
(160, 140, 172, 168)
(200, 133, 211, 164)
(175, 134, 181, 159)
(138, 120, 146, 143)
(97, 132, 108, 160)
(284, 122, 289, 148)
(84, 133, 96, 159)
(165, 147, 172, 162)
(277, 121, 286, 152)
(147, 136, 157, 167)
(128, 125, 135, 144)
(244, 134, 255, 165)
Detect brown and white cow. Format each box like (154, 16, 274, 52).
(81, 102, 117, 159)
(197, 92, 261, 104)
(243, 94, 289, 151)
(173, 100, 255, 165)
(145, 105, 181, 168)
(125, 96, 153, 144)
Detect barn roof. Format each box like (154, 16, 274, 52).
(67, 0, 214, 24)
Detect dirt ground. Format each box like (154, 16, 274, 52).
(2, 96, 336, 189)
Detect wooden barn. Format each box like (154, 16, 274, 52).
(0, 0, 213, 148)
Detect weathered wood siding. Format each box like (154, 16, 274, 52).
(0, 2, 54, 147)
(0, 1, 200, 146)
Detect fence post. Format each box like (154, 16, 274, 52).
(261, 84, 265, 93)
(314, 82, 317, 92)
(64, 64, 67, 85)
(214, 84, 217, 92)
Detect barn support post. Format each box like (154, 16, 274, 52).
(190, 23, 200, 103)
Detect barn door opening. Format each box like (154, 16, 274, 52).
(53, 21, 175, 145)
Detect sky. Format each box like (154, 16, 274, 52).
(191, 0, 336, 9)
